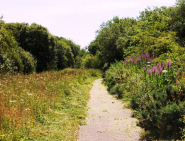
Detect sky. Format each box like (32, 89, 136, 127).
(0, 0, 177, 48)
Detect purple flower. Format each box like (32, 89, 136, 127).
(126, 66, 128, 69)
(157, 71, 160, 75)
(151, 54, 155, 59)
(131, 59, 134, 64)
(148, 70, 151, 74)
(162, 65, 165, 69)
(145, 53, 150, 58)
(152, 68, 155, 73)
(158, 63, 162, 70)
(144, 67, 147, 71)
(167, 62, 169, 67)
(136, 58, 141, 62)
(159, 70, 162, 74)
(177, 70, 180, 77)
(126, 59, 128, 63)
(167, 62, 172, 67)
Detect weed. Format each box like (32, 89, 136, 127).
(0, 68, 102, 140)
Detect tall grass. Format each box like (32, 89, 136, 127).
(0, 69, 101, 140)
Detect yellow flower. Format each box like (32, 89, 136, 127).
(0, 135, 5, 137)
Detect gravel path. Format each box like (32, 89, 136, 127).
(78, 79, 141, 141)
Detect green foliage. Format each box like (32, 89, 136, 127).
(18, 47, 37, 74)
(0, 26, 24, 73)
(104, 52, 185, 140)
(90, 17, 137, 66)
(110, 84, 125, 99)
(88, 4, 185, 68)
(81, 54, 101, 69)
(0, 21, 82, 74)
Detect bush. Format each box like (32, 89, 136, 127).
(104, 52, 185, 140)
(18, 47, 37, 74)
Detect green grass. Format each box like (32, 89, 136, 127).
(0, 69, 102, 140)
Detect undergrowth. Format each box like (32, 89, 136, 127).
(0, 69, 102, 141)
(104, 53, 185, 140)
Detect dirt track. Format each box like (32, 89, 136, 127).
(78, 79, 141, 141)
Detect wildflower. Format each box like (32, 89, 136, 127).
(162, 70, 168, 73)
(131, 59, 134, 64)
(148, 70, 151, 74)
(28, 93, 33, 96)
(177, 70, 180, 77)
(167, 62, 169, 66)
(26, 108, 30, 111)
(167, 61, 172, 67)
(158, 63, 162, 70)
(157, 71, 160, 75)
(145, 53, 150, 58)
(151, 68, 155, 73)
(144, 67, 147, 71)
(136, 58, 141, 62)
(151, 54, 155, 59)
(0, 135, 5, 137)
(126, 66, 128, 69)
(126, 59, 128, 63)
(9, 100, 17, 103)
(147, 62, 151, 64)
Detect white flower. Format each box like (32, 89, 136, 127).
(28, 93, 33, 96)
(162, 70, 168, 73)
(26, 108, 30, 111)
(9, 100, 17, 103)
(147, 62, 151, 64)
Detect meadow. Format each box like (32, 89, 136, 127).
(0, 69, 101, 140)
(104, 53, 185, 140)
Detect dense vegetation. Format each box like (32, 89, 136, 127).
(0, 69, 101, 140)
(88, 1, 185, 69)
(1, 0, 185, 140)
(104, 54, 185, 139)
(0, 20, 94, 74)
(88, 0, 185, 140)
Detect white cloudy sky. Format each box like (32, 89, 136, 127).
(0, 0, 176, 48)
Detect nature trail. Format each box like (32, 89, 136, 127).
(78, 79, 141, 141)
